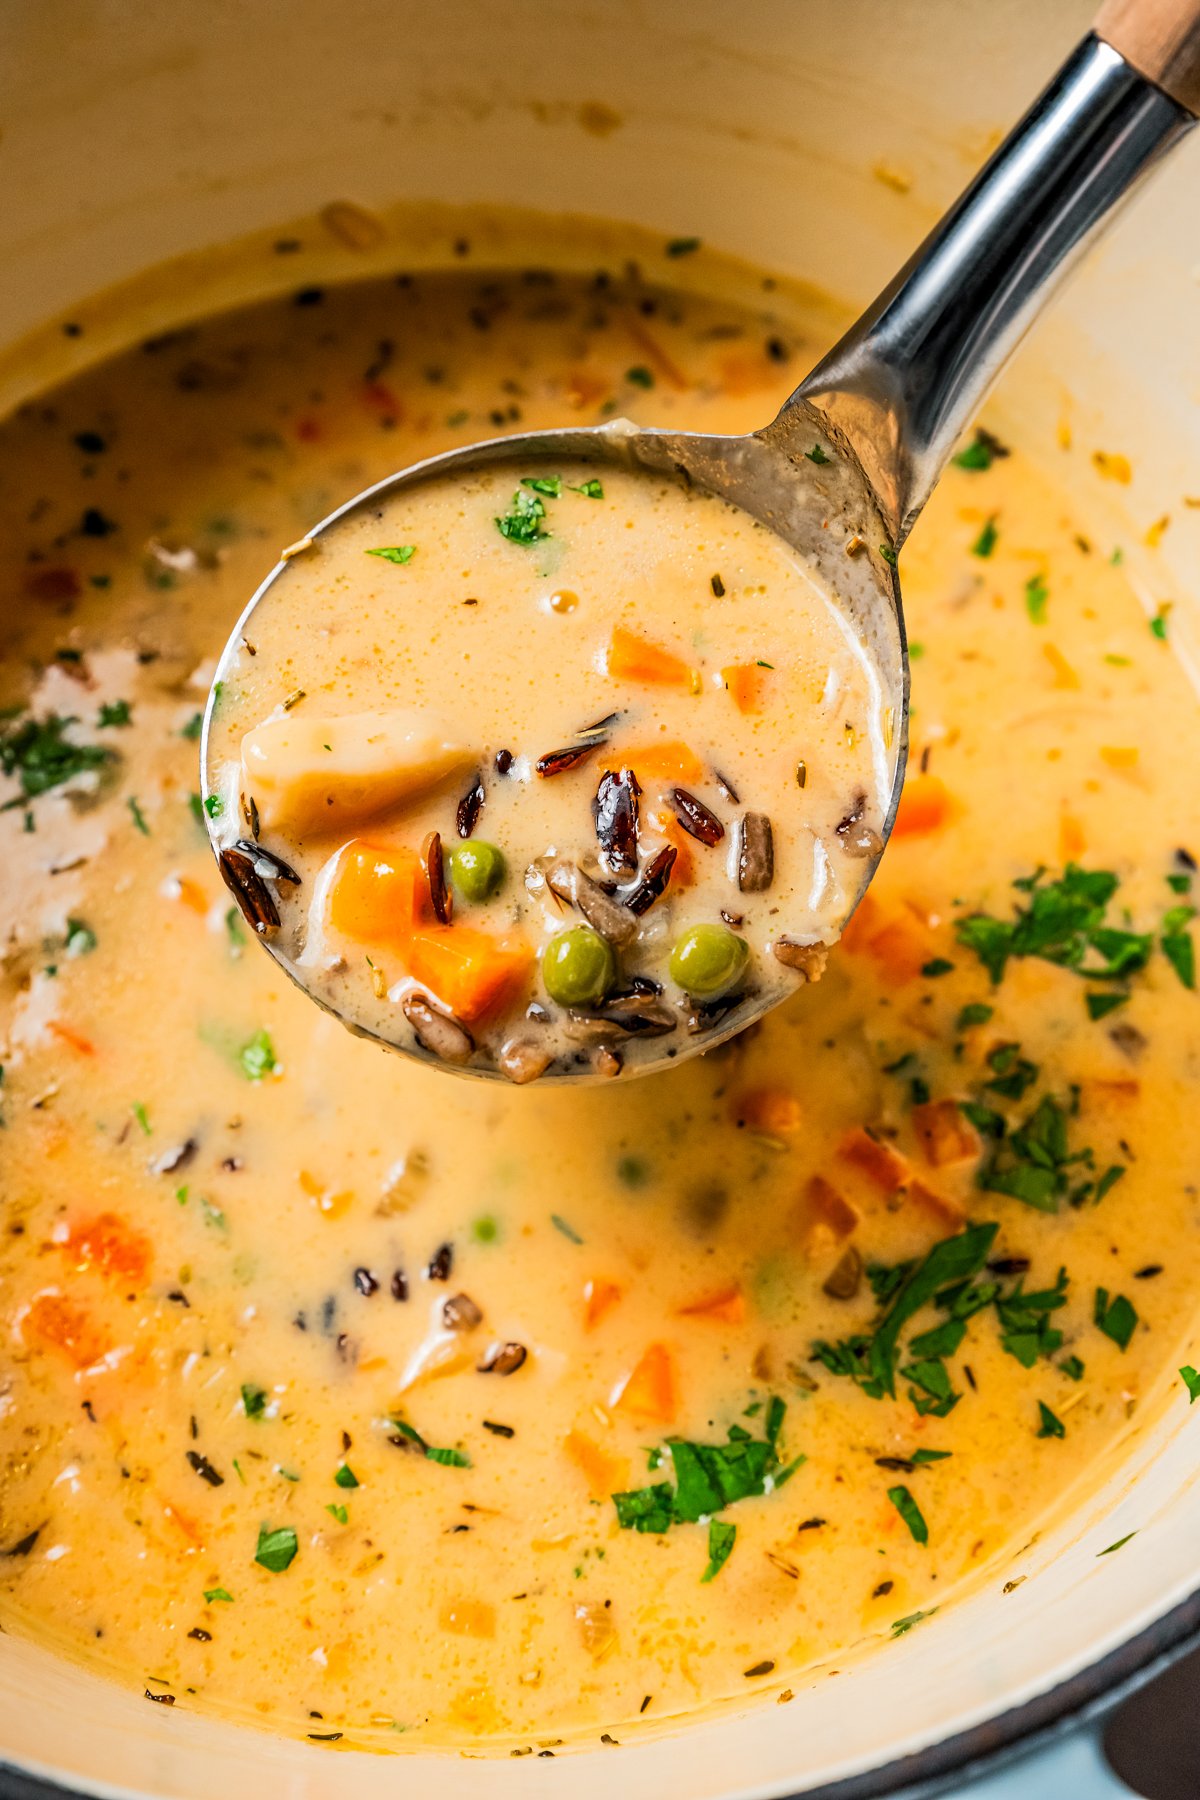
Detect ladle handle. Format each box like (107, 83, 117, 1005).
(1097, 0, 1200, 112)
(772, 27, 1197, 545)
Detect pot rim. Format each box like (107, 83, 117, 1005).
(2, 1581, 1199, 1800)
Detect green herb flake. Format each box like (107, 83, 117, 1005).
(181, 712, 204, 741)
(334, 1463, 359, 1489)
(97, 699, 132, 728)
(1086, 990, 1128, 1021)
(0, 712, 113, 803)
(956, 864, 1150, 988)
(1150, 606, 1170, 641)
(1180, 1365, 1200, 1403)
(366, 545, 416, 565)
(1060, 1355, 1085, 1381)
(326, 1503, 348, 1525)
(665, 236, 701, 257)
(880, 544, 898, 567)
(1098, 1533, 1136, 1556)
(1167, 872, 1193, 895)
(471, 1213, 499, 1244)
(805, 445, 830, 465)
(239, 1029, 278, 1082)
(956, 1002, 993, 1030)
(570, 479, 604, 499)
(1024, 574, 1049, 624)
(921, 958, 954, 978)
(495, 488, 548, 545)
(203, 794, 223, 819)
(203, 1587, 233, 1604)
(254, 1523, 298, 1573)
(127, 796, 150, 835)
(970, 517, 998, 559)
(953, 429, 1008, 471)
(390, 1417, 471, 1468)
(1094, 1288, 1138, 1352)
(887, 1485, 929, 1545)
(891, 1607, 937, 1636)
(1036, 1401, 1065, 1439)
(225, 907, 247, 953)
(65, 918, 97, 956)
(275, 1465, 301, 1483)
(1162, 929, 1195, 990)
(550, 1213, 584, 1245)
(241, 1383, 268, 1419)
(701, 1519, 737, 1582)
(625, 366, 655, 389)
(131, 1102, 152, 1137)
(521, 475, 562, 498)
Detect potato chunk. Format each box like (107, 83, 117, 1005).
(241, 711, 475, 835)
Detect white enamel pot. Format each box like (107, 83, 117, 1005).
(1, 2, 1199, 1796)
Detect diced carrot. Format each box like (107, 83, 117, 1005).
(656, 815, 697, 887)
(840, 890, 882, 952)
(22, 1293, 107, 1368)
(563, 369, 610, 411)
(1059, 812, 1087, 860)
(327, 840, 429, 948)
(864, 914, 930, 983)
(440, 1599, 497, 1638)
(406, 926, 532, 1025)
(1043, 643, 1080, 689)
(164, 874, 209, 914)
(733, 1087, 804, 1137)
(64, 1214, 153, 1286)
(805, 1174, 860, 1239)
(839, 1128, 910, 1193)
(47, 1020, 95, 1056)
(607, 627, 692, 689)
(679, 1285, 745, 1324)
(906, 1178, 967, 1228)
(614, 1343, 677, 1424)
(911, 1101, 980, 1170)
(623, 740, 705, 785)
(720, 664, 769, 715)
(892, 774, 955, 838)
(583, 1278, 623, 1330)
(563, 1430, 627, 1502)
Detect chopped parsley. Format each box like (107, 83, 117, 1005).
(495, 488, 548, 544)
(1060, 1355, 1085, 1381)
(956, 865, 1152, 991)
(665, 236, 701, 257)
(612, 1398, 800, 1579)
(970, 517, 998, 558)
(225, 907, 247, 953)
(366, 545, 416, 565)
(390, 1417, 471, 1467)
(1098, 1533, 1136, 1556)
(203, 793, 223, 819)
(131, 1102, 152, 1137)
(570, 478, 604, 499)
(921, 958, 954, 978)
(952, 429, 1008, 471)
(1150, 605, 1170, 641)
(521, 475, 561, 497)
(97, 699, 132, 728)
(334, 1463, 359, 1489)
(242, 1383, 268, 1419)
(181, 712, 203, 740)
(956, 1002, 993, 1030)
(887, 1485, 928, 1544)
(203, 1587, 233, 1604)
(65, 918, 97, 956)
(550, 1212, 583, 1244)
(625, 365, 655, 389)
(1036, 1401, 1066, 1439)
(254, 1523, 298, 1573)
(1180, 1365, 1200, 1403)
(1024, 574, 1049, 623)
(805, 445, 829, 465)
(1086, 990, 1128, 1020)
(0, 712, 113, 804)
(701, 1520, 737, 1582)
(1094, 1288, 1137, 1351)
(891, 1607, 937, 1636)
(127, 795, 150, 835)
(880, 544, 898, 567)
(239, 1029, 278, 1082)
(326, 1504, 348, 1525)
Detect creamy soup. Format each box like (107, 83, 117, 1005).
(204, 458, 891, 1077)
(1, 242, 1199, 1756)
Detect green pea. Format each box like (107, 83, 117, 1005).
(542, 925, 615, 1007)
(448, 841, 506, 904)
(669, 922, 749, 998)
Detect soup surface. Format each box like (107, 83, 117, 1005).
(1, 242, 1199, 1754)
(204, 456, 892, 1077)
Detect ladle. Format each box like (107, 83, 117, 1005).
(202, 0, 1200, 1082)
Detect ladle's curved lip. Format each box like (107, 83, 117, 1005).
(200, 418, 909, 1084)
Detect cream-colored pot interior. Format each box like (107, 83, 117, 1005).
(2, 1, 1200, 1795)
